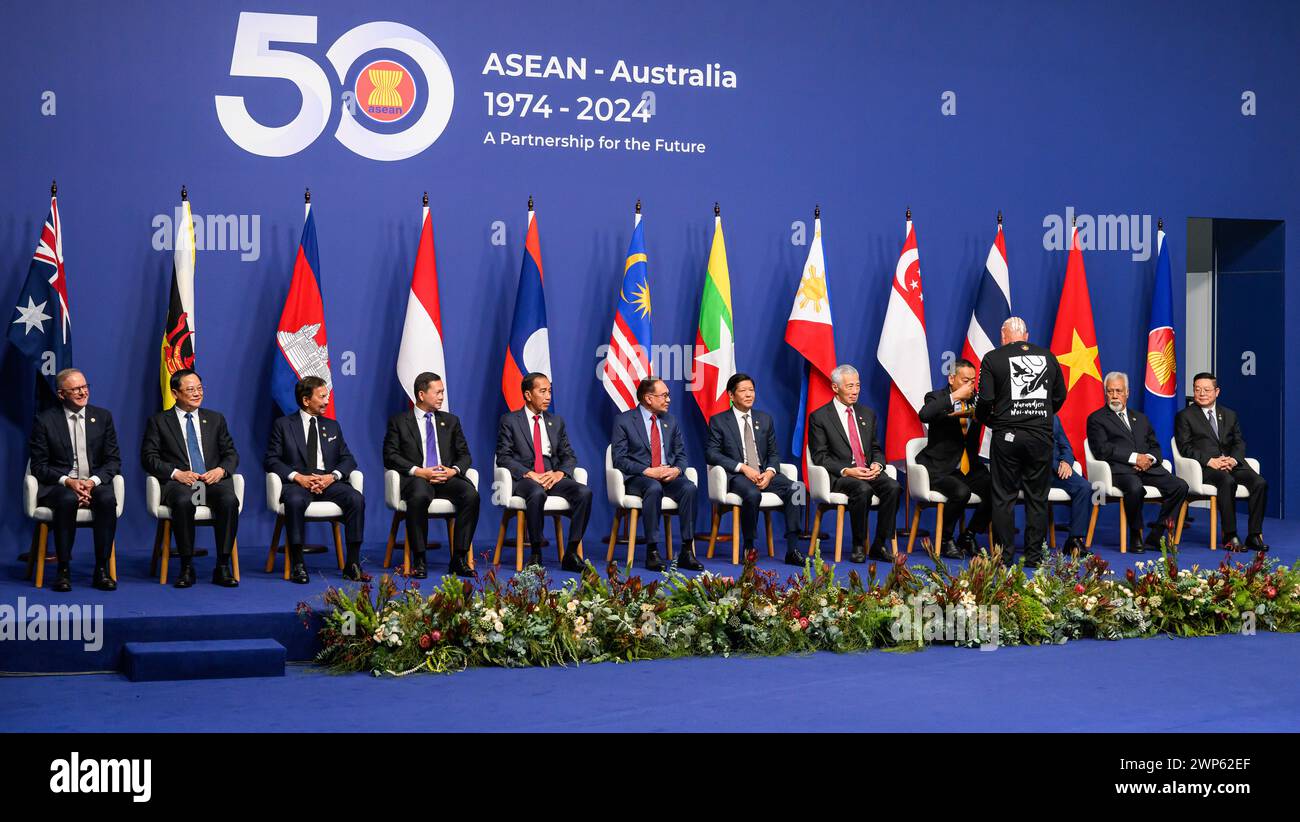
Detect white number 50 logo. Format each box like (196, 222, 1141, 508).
(215, 12, 454, 161)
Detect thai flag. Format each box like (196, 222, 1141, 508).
(8, 193, 73, 395)
(501, 205, 552, 411)
(1143, 225, 1177, 449)
(601, 208, 652, 411)
(272, 200, 334, 418)
(960, 219, 1011, 374)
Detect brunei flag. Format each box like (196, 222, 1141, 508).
(689, 205, 736, 420)
(160, 191, 196, 409)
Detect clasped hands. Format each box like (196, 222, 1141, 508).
(293, 472, 337, 494)
(739, 464, 774, 489)
(843, 463, 884, 481)
(175, 467, 226, 487)
(525, 469, 565, 490)
(642, 465, 682, 483)
(1207, 456, 1238, 471)
(413, 465, 457, 485)
(62, 477, 97, 507)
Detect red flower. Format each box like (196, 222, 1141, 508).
(431, 630, 442, 642)
(418, 633, 432, 650)
(1126, 569, 1136, 584)
(799, 618, 809, 629)
(791, 608, 801, 618)
(1073, 584, 1086, 594)
(1265, 586, 1278, 600)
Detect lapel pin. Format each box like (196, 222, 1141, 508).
(90, 418, 96, 423)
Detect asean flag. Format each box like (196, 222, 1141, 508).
(396, 200, 449, 408)
(272, 200, 335, 418)
(501, 204, 552, 410)
(1143, 223, 1177, 449)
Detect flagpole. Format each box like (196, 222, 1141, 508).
(801, 203, 832, 545)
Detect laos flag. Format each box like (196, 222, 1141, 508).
(272, 201, 335, 418)
(501, 204, 552, 411)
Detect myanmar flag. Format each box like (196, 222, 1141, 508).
(689, 209, 736, 420)
(1050, 226, 1104, 471)
(160, 193, 196, 409)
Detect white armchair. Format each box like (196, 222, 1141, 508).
(264, 470, 364, 579)
(1044, 461, 1093, 549)
(1171, 437, 1261, 549)
(146, 473, 244, 584)
(492, 461, 588, 572)
(382, 468, 479, 573)
(24, 465, 125, 588)
(604, 446, 698, 567)
(1084, 439, 1182, 553)
(807, 462, 898, 563)
(903, 437, 988, 554)
(704, 463, 798, 565)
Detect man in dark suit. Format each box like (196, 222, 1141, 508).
(1174, 371, 1267, 552)
(706, 372, 804, 565)
(1050, 415, 1094, 553)
(613, 377, 704, 571)
(28, 368, 122, 592)
(917, 358, 991, 559)
(383, 371, 478, 577)
(807, 364, 901, 563)
(1086, 371, 1187, 553)
(141, 368, 240, 588)
(264, 376, 366, 583)
(495, 372, 590, 570)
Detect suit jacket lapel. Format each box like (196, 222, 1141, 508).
(52, 407, 74, 461)
(291, 414, 312, 469)
(409, 411, 427, 464)
(726, 411, 744, 462)
(826, 405, 852, 454)
(164, 411, 187, 465)
(633, 410, 652, 452)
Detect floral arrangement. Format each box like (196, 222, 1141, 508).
(311, 546, 1300, 677)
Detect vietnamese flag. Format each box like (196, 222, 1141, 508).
(1050, 226, 1104, 470)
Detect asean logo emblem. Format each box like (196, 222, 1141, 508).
(355, 59, 417, 123)
(1144, 327, 1177, 396)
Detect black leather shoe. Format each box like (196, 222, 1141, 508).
(527, 550, 544, 568)
(677, 549, 704, 571)
(784, 548, 806, 566)
(940, 540, 963, 559)
(1222, 535, 1246, 552)
(449, 551, 474, 577)
(957, 531, 979, 557)
(849, 548, 867, 563)
(1245, 534, 1269, 553)
(93, 565, 118, 591)
(868, 544, 893, 563)
(342, 562, 369, 582)
(411, 555, 428, 579)
(212, 564, 239, 587)
(174, 564, 196, 589)
(1063, 536, 1087, 553)
(289, 563, 310, 584)
(644, 549, 665, 572)
(560, 550, 584, 573)
(52, 567, 72, 592)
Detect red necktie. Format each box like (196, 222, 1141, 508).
(532, 414, 545, 473)
(846, 407, 866, 468)
(649, 415, 662, 468)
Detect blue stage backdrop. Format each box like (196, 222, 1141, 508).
(2, 1, 1297, 559)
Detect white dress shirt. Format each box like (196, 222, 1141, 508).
(526, 409, 552, 458)
(1117, 408, 1153, 466)
(640, 405, 666, 466)
(731, 407, 772, 474)
(288, 410, 342, 481)
(832, 399, 877, 475)
(408, 407, 458, 476)
(59, 409, 101, 486)
(169, 407, 207, 479)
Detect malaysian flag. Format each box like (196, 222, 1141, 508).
(601, 202, 652, 410)
(8, 186, 73, 395)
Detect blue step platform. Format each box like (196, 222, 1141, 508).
(122, 639, 286, 681)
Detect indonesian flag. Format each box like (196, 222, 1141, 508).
(1050, 226, 1104, 470)
(689, 211, 736, 420)
(877, 216, 932, 461)
(396, 204, 449, 408)
(785, 214, 836, 479)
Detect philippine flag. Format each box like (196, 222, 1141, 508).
(272, 199, 334, 418)
(501, 203, 552, 410)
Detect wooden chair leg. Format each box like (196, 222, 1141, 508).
(402, 531, 411, 576)
(554, 516, 566, 561)
(707, 505, 720, 559)
(906, 506, 921, 554)
(494, 511, 508, 565)
(1119, 504, 1127, 554)
(514, 511, 525, 573)
(934, 504, 944, 554)
(1209, 497, 1218, 550)
(1049, 504, 1057, 549)
(606, 511, 620, 562)
(1085, 505, 1098, 548)
(764, 510, 775, 558)
(232, 539, 241, 581)
(150, 522, 163, 576)
(626, 509, 638, 567)
(265, 516, 283, 574)
(664, 516, 673, 561)
(834, 505, 845, 564)
(159, 520, 172, 584)
(731, 505, 741, 565)
(109, 542, 117, 582)
(384, 511, 401, 568)
(809, 507, 821, 556)
(1174, 502, 1187, 547)
(333, 522, 345, 570)
(34, 524, 49, 588)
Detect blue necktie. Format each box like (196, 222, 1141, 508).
(185, 413, 206, 474)
(424, 412, 440, 468)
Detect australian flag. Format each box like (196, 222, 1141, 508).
(8, 195, 73, 395)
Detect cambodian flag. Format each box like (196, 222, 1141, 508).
(501, 204, 552, 411)
(272, 199, 334, 418)
(1144, 224, 1177, 450)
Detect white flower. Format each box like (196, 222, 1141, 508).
(818, 597, 828, 607)
(959, 579, 969, 589)
(494, 620, 504, 632)
(1149, 595, 1163, 607)
(1135, 561, 1145, 569)
(566, 600, 578, 613)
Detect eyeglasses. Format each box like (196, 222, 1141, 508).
(648, 392, 671, 399)
(178, 385, 204, 395)
(60, 384, 89, 395)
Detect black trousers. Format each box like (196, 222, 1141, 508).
(831, 472, 901, 550)
(990, 429, 1052, 555)
(1112, 466, 1187, 539)
(280, 477, 365, 546)
(928, 467, 993, 542)
(1202, 464, 1267, 537)
(37, 482, 117, 565)
(624, 474, 697, 548)
(161, 477, 239, 559)
(514, 476, 593, 549)
(727, 472, 803, 547)
(401, 474, 479, 554)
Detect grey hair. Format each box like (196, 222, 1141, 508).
(829, 365, 859, 387)
(1002, 316, 1028, 337)
(54, 368, 84, 389)
(1103, 371, 1129, 390)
